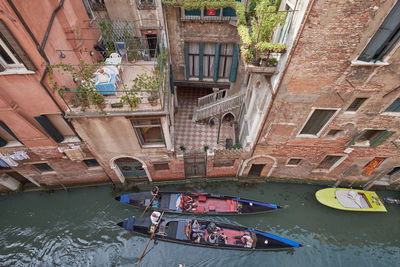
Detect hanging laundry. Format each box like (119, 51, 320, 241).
(0, 154, 18, 167)
(0, 159, 9, 167)
(9, 151, 30, 161)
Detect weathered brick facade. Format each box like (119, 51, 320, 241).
(250, 0, 400, 188)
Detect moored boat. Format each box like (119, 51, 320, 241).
(115, 191, 282, 215)
(117, 216, 301, 251)
(315, 188, 387, 212)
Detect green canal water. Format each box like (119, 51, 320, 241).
(0, 181, 399, 267)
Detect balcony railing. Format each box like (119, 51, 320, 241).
(59, 89, 163, 115)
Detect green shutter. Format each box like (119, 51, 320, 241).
(184, 42, 189, 80)
(184, 9, 201, 16)
(347, 130, 367, 147)
(199, 42, 204, 80)
(214, 43, 221, 82)
(229, 43, 239, 82)
(0, 137, 7, 147)
(34, 115, 64, 143)
(370, 131, 395, 147)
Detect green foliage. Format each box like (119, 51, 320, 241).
(48, 60, 106, 111)
(164, 0, 287, 64)
(120, 84, 141, 111)
(179, 145, 186, 151)
(204, 145, 209, 152)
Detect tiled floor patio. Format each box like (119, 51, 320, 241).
(174, 88, 235, 152)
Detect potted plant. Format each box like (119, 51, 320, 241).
(121, 84, 141, 111)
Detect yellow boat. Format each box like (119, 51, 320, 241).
(315, 188, 387, 212)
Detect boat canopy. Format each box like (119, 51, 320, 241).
(335, 190, 370, 209)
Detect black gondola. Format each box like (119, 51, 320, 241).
(117, 216, 301, 251)
(115, 191, 282, 215)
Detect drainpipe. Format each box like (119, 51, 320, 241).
(249, 0, 317, 158)
(7, 0, 80, 139)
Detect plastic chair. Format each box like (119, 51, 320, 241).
(114, 42, 127, 61)
(109, 52, 121, 59)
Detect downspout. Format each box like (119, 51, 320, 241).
(249, 0, 317, 158)
(7, 0, 80, 139)
(7, 0, 115, 186)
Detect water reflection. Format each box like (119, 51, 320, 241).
(0, 181, 399, 266)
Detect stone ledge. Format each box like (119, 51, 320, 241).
(245, 64, 277, 75)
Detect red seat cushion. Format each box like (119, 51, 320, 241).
(198, 196, 206, 202)
(208, 205, 215, 211)
(197, 206, 205, 213)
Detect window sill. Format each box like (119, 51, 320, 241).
(61, 136, 81, 143)
(141, 144, 166, 149)
(40, 171, 57, 175)
(3, 141, 24, 148)
(286, 164, 300, 167)
(381, 112, 400, 116)
(312, 169, 330, 173)
(296, 134, 319, 138)
(87, 166, 103, 171)
(350, 60, 389, 66)
(0, 69, 35, 75)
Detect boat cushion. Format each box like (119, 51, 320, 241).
(198, 196, 206, 202)
(168, 194, 179, 210)
(197, 206, 205, 213)
(208, 205, 215, 211)
(175, 221, 188, 240)
(161, 194, 171, 209)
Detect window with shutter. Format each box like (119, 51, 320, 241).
(0, 121, 22, 147)
(358, 1, 400, 62)
(316, 155, 344, 170)
(348, 129, 395, 147)
(299, 109, 337, 136)
(0, 19, 35, 74)
(385, 98, 400, 112)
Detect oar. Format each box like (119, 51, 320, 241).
(140, 195, 157, 218)
(136, 211, 165, 266)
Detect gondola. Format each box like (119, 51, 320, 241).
(117, 216, 301, 251)
(315, 188, 387, 212)
(115, 191, 282, 215)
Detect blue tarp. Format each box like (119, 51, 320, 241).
(248, 228, 300, 248)
(119, 194, 130, 204)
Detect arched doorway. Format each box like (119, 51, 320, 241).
(239, 155, 277, 178)
(113, 157, 150, 182)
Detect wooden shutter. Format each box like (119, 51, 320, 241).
(0, 19, 36, 71)
(385, 98, 400, 112)
(346, 130, 367, 147)
(0, 137, 7, 147)
(184, 42, 189, 80)
(34, 115, 64, 143)
(198, 42, 204, 80)
(229, 43, 239, 82)
(0, 120, 20, 142)
(214, 43, 221, 81)
(358, 1, 400, 61)
(370, 130, 395, 147)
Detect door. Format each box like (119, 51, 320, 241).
(146, 34, 157, 58)
(248, 164, 265, 177)
(184, 152, 206, 178)
(115, 158, 148, 181)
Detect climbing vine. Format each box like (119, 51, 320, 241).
(163, 0, 287, 64)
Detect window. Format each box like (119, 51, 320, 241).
(182, 1, 241, 20)
(278, 4, 294, 44)
(286, 158, 302, 166)
(0, 121, 22, 147)
(326, 129, 342, 137)
(0, 19, 35, 74)
(83, 159, 100, 168)
(132, 118, 165, 146)
(363, 157, 386, 176)
(185, 42, 238, 82)
(33, 163, 54, 173)
(137, 0, 155, 10)
(385, 98, 400, 112)
(299, 109, 337, 136)
(348, 129, 395, 147)
(218, 43, 234, 79)
(358, 1, 400, 62)
(153, 162, 169, 170)
(316, 155, 343, 170)
(34, 114, 78, 143)
(346, 98, 368, 112)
